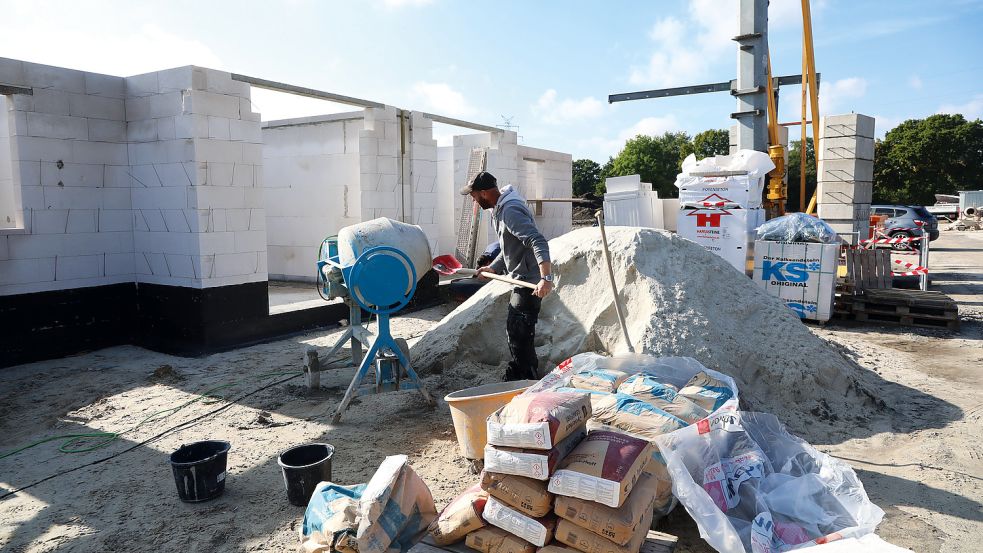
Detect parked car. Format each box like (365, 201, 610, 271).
(871, 205, 940, 249)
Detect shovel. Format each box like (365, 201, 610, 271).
(432, 255, 537, 290)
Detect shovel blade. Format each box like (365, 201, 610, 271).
(432, 254, 463, 275)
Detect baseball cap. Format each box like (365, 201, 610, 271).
(459, 171, 498, 195)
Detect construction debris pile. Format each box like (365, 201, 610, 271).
(412, 227, 882, 429)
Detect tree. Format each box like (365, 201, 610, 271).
(683, 129, 731, 160)
(873, 114, 983, 205)
(596, 157, 615, 194)
(572, 159, 601, 197)
(786, 137, 817, 212)
(606, 131, 692, 197)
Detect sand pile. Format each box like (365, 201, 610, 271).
(412, 227, 882, 423)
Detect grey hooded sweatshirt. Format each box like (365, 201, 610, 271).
(488, 185, 551, 285)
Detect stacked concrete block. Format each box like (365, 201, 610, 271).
(517, 145, 573, 240)
(0, 58, 134, 295)
(408, 112, 440, 253)
(186, 68, 267, 288)
(816, 114, 875, 244)
(261, 112, 364, 280)
(359, 106, 401, 221)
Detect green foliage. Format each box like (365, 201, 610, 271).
(606, 131, 692, 197)
(786, 137, 816, 211)
(873, 114, 983, 205)
(596, 157, 615, 194)
(683, 129, 731, 160)
(572, 158, 602, 197)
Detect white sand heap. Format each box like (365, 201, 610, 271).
(413, 227, 881, 421)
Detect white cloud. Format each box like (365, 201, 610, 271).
(0, 23, 222, 77)
(938, 94, 983, 120)
(577, 115, 682, 161)
(533, 89, 605, 124)
(410, 81, 476, 117)
(909, 75, 923, 90)
(819, 77, 868, 114)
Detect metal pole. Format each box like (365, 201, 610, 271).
(919, 234, 930, 291)
(595, 210, 635, 353)
(735, 0, 769, 153)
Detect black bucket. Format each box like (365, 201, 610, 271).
(169, 440, 231, 503)
(278, 443, 334, 506)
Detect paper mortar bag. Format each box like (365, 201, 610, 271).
(487, 392, 592, 450)
(482, 496, 558, 547)
(481, 472, 554, 518)
(548, 431, 653, 508)
(484, 427, 586, 481)
(553, 471, 660, 546)
(428, 484, 488, 545)
(466, 526, 536, 553)
(555, 505, 654, 553)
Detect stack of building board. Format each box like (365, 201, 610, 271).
(816, 114, 875, 245)
(602, 175, 677, 232)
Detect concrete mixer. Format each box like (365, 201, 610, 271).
(309, 218, 435, 422)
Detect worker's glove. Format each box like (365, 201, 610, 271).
(534, 279, 554, 299)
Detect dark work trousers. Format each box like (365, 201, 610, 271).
(505, 287, 542, 381)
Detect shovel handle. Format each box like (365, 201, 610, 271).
(455, 267, 538, 289)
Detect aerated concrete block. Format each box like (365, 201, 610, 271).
(88, 119, 127, 142)
(818, 158, 874, 183)
(818, 202, 871, 221)
(69, 94, 124, 120)
(24, 62, 85, 93)
(820, 113, 875, 139)
(818, 181, 873, 204)
(819, 136, 874, 161)
(26, 112, 88, 140)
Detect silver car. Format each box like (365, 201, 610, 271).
(871, 205, 940, 249)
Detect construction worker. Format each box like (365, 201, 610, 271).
(461, 171, 554, 381)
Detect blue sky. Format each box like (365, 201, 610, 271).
(2, 0, 981, 163)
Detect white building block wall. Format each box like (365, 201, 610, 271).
(408, 112, 439, 253)
(0, 59, 133, 296)
(187, 68, 268, 288)
(261, 112, 364, 280)
(359, 106, 401, 221)
(125, 67, 198, 288)
(517, 145, 573, 240)
(436, 146, 455, 256)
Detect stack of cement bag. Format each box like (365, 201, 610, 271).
(428, 391, 592, 553)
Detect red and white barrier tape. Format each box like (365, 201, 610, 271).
(892, 258, 928, 276)
(861, 235, 925, 245)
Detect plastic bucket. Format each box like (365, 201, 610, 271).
(444, 380, 537, 459)
(278, 443, 335, 506)
(169, 440, 231, 503)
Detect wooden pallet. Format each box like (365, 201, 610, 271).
(409, 530, 677, 553)
(838, 288, 959, 330)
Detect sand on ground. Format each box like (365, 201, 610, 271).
(0, 231, 980, 553)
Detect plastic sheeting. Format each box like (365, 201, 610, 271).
(656, 412, 884, 553)
(756, 213, 839, 244)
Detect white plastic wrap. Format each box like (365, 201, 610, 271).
(656, 412, 884, 553)
(675, 150, 776, 209)
(755, 213, 839, 244)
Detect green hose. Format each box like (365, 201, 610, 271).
(0, 370, 303, 459)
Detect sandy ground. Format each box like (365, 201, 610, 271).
(1, 231, 980, 552)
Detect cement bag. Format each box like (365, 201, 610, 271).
(600, 355, 739, 417)
(483, 497, 558, 547)
(554, 504, 654, 553)
(466, 526, 536, 553)
(485, 427, 586, 480)
(554, 471, 663, 546)
(678, 371, 736, 413)
(656, 412, 884, 553)
(487, 392, 592, 450)
(298, 482, 367, 553)
(538, 546, 581, 553)
(617, 374, 709, 424)
(548, 430, 653, 508)
(569, 367, 630, 393)
(428, 484, 488, 546)
(357, 455, 437, 553)
(481, 472, 553, 518)
(524, 353, 608, 395)
(589, 392, 688, 441)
